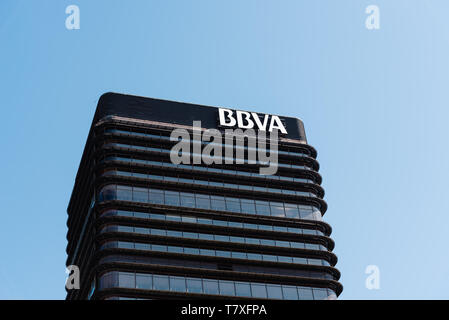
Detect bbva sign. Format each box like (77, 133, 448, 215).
(218, 108, 288, 134)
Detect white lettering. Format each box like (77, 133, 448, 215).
(269, 115, 287, 134)
(218, 108, 288, 134)
(218, 108, 236, 127)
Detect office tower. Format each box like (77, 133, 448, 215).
(66, 92, 342, 300)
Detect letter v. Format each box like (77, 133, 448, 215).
(251, 113, 269, 131)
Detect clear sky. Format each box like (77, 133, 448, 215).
(1, 0, 448, 300)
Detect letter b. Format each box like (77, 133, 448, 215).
(219, 108, 236, 127)
(236, 111, 254, 129)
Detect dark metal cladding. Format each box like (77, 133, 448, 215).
(94, 92, 308, 142)
(66, 92, 341, 300)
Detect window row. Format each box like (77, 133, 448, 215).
(99, 225, 330, 265)
(104, 128, 312, 158)
(99, 185, 323, 221)
(100, 209, 326, 236)
(104, 297, 149, 300)
(102, 156, 316, 184)
(102, 169, 319, 198)
(99, 271, 336, 300)
(100, 241, 330, 267)
(103, 143, 314, 171)
(98, 254, 334, 280)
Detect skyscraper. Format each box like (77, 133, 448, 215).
(66, 92, 342, 300)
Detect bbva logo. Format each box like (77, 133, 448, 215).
(218, 108, 288, 134)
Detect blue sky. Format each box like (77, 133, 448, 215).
(1, 0, 448, 299)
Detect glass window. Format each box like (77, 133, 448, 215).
(150, 213, 165, 220)
(273, 226, 285, 232)
(230, 236, 244, 243)
(231, 252, 247, 259)
(184, 247, 200, 255)
(166, 214, 181, 222)
(118, 241, 134, 249)
(312, 210, 322, 221)
(215, 235, 229, 242)
(245, 238, 259, 245)
(198, 218, 212, 225)
(182, 216, 197, 224)
(308, 258, 321, 265)
(290, 242, 304, 249)
(267, 285, 283, 299)
(165, 191, 180, 206)
(235, 282, 251, 297)
(133, 187, 148, 202)
(196, 195, 211, 209)
(149, 189, 164, 204)
(278, 256, 293, 263)
(260, 239, 275, 246)
(116, 186, 132, 201)
(200, 249, 215, 256)
(262, 254, 277, 262)
(180, 194, 196, 208)
(305, 243, 318, 250)
(276, 240, 290, 248)
(167, 230, 182, 237)
(135, 243, 150, 251)
(270, 203, 285, 217)
(259, 224, 272, 231)
(293, 257, 307, 264)
(282, 286, 298, 299)
(118, 225, 133, 233)
(153, 275, 169, 291)
(219, 280, 236, 296)
(255, 201, 271, 216)
(284, 205, 299, 219)
(99, 272, 116, 289)
(213, 219, 227, 227)
(152, 245, 167, 252)
(150, 229, 166, 236)
(199, 233, 214, 241)
(229, 221, 243, 228)
(136, 274, 152, 290)
(313, 288, 328, 300)
(247, 253, 262, 261)
(298, 287, 314, 300)
(118, 272, 135, 288)
(225, 199, 241, 213)
(135, 227, 148, 235)
(167, 246, 183, 253)
(241, 200, 256, 215)
(134, 211, 148, 219)
(301, 210, 314, 220)
(203, 280, 219, 295)
(251, 283, 267, 298)
(216, 251, 231, 258)
(186, 278, 203, 293)
(170, 276, 186, 292)
(183, 232, 198, 239)
(211, 197, 226, 211)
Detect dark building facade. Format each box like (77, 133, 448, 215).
(66, 92, 342, 300)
